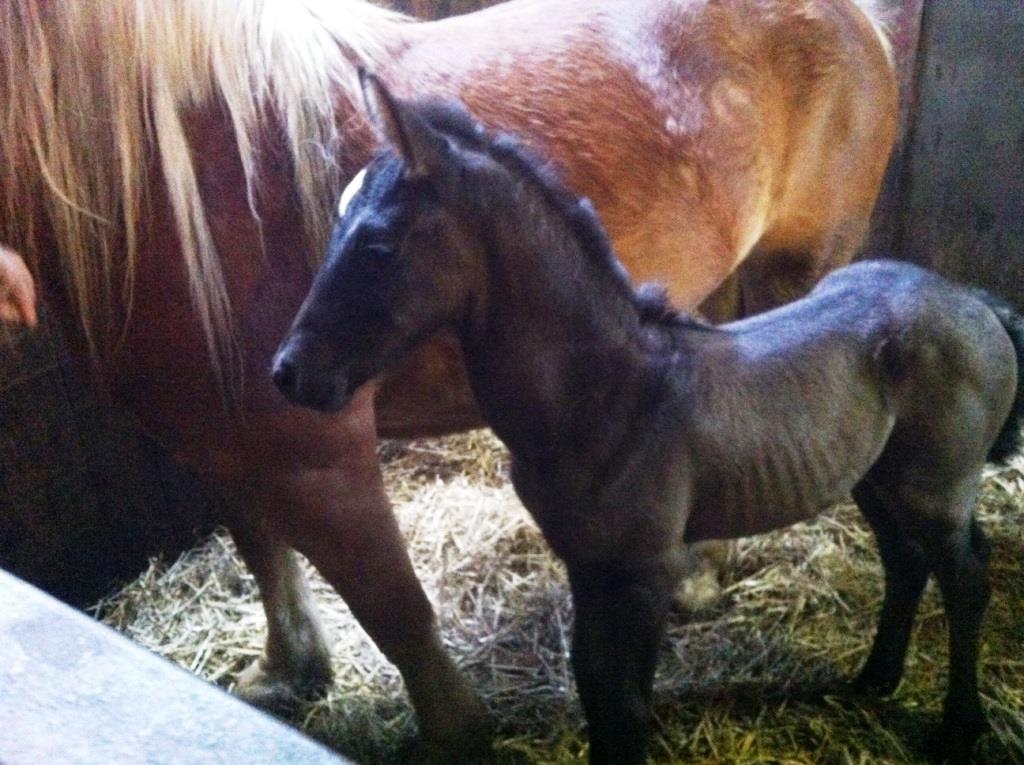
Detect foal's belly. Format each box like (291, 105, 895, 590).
(684, 475, 856, 543)
(683, 408, 895, 542)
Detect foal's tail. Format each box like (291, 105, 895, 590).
(976, 291, 1024, 464)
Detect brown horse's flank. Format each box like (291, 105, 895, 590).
(2, 2, 895, 760)
(276, 83, 1022, 764)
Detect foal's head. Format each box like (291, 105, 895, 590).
(273, 72, 519, 411)
(273, 72, 664, 412)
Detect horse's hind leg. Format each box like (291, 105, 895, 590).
(851, 478, 930, 696)
(222, 515, 333, 710)
(737, 212, 874, 316)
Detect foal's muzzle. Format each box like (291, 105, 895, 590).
(272, 334, 351, 412)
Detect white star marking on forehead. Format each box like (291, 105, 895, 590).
(337, 167, 368, 218)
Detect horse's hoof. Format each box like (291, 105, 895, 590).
(409, 698, 493, 765)
(234, 656, 334, 714)
(671, 568, 723, 616)
(406, 719, 493, 765)
(673, 541, 730, 617)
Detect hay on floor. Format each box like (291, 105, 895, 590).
(97, 432, 1024, 764)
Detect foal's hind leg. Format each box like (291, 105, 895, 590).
(885, 471, 991, 763)
(851, 479, 930, 696)
(918, 515, 991, 762)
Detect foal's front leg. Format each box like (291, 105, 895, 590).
(568, 560, 678, 765)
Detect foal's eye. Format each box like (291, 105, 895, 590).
(361, 244, 394, 259)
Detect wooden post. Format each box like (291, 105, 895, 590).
(876, 1, 1024, 306)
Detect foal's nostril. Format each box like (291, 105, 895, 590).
(273, 356, 298, 396)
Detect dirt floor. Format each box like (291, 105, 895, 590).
(98, 431, 1024, 764)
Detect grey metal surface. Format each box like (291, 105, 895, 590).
(0, 569, 353, 765)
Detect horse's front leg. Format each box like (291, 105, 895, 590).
(219, 513, 333, 710)
(222, 387, 489, 763)
(568, 560, 678, 765)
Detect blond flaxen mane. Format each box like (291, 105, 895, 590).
(0, 0, 404, 386)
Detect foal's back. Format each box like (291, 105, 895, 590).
(680, 261, 1018, 542)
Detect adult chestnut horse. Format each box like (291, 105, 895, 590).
(0, 0, 895, 759)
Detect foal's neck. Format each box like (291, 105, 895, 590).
(459, 190, 667, 479)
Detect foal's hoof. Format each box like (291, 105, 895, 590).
(850, 665, 902, 698)
(406, 735, 493, 765)
(234, 657, 334, 714)
(925, 710, 986, 764)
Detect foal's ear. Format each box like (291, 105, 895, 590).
(360, 69, 447, 180)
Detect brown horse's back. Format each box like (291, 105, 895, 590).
(391, 0, 895, 296)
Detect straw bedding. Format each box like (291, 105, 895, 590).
(97, 431, 1024, 764)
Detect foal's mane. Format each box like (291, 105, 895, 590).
(417, 100, 709, 330)
(1, 0, 406, 384)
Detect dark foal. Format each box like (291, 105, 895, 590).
(274, 76, 1024, 765)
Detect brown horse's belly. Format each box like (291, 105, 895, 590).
(374, 334, 484, 438)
